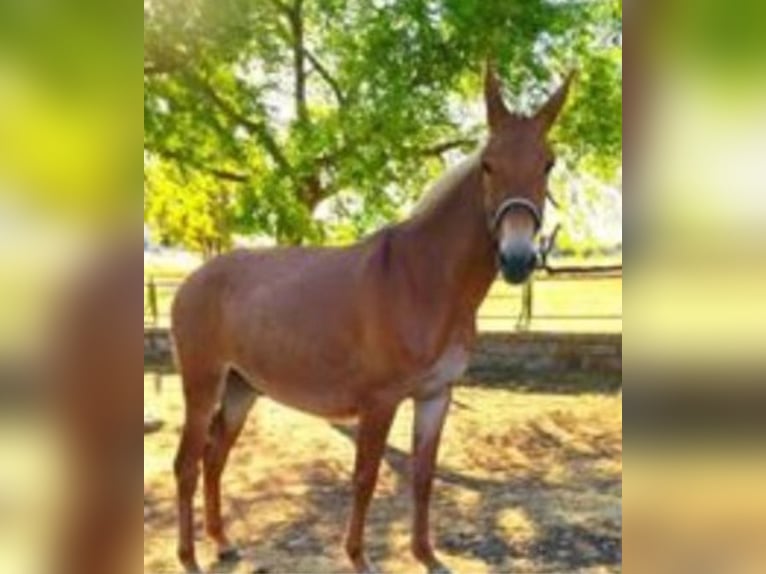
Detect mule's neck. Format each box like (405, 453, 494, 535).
(399, 154, 499, 313)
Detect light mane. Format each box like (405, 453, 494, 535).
(411, 150, 482, 216)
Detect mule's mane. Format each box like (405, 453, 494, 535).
(411, 150, 482, 217)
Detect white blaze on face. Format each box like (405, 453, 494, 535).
(498, 210, 537, 253)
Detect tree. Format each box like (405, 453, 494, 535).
(145, 158, 236, 257)
(144, 0, 621, 247)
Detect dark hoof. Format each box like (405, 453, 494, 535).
(217, 547, 242, 563)
(143, 417, 164, 434)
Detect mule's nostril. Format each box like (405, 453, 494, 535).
(498, 247, 537, 284)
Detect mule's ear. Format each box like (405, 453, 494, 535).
(485, 61, 511, 130)
(535, 70, 576, 132)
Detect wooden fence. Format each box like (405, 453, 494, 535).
(145, 266, 622, 332)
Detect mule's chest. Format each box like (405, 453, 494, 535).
(410, 343, 470, 400)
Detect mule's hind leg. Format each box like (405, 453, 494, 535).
(203, 369, 258, 561)
(174, 368, 221, 574)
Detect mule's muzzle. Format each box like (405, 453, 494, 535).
(498, 245, 538, 284)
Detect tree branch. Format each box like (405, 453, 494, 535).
(289, 0, 308, 123)
(208, 168, 249, 183)
(418, 138, 477, 156)
(153, 149, 249, 183)
(304, 49, 346, 105)
(268, 0, 292, 16)
(189, 74, 292, 173)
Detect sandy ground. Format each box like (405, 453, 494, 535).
(144, 374, 621, 574)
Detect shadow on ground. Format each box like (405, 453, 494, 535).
(144, 375, 622, 574)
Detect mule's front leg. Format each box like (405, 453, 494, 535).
(411, 389, 452, 574)
(345, 403, 398, 574)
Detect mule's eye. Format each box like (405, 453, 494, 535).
(544, 159, 555, 175)
(481, 160, 493, 175)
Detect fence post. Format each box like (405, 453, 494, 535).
(517, 280, 533, 330)
(147, 276, 158, 327)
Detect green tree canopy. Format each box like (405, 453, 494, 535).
(144, 0, 621, 249)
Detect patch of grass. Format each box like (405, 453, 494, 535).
(480, 276, 622, 333)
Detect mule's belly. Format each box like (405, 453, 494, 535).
(222, 308, 367, 418)
(226, 358, 364, 419)
(229, 339, 469, 418)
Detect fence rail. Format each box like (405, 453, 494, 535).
(145, 266, 622, 331)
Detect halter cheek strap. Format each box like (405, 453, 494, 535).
(491, 197, 543, 233)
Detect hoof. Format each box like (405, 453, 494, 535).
(180, 554, 202, 573)
(143, 417, 164, 434)
(350, 555, 382, 574)
(217, 546, 242, 563)
(429, 565, 452, 574)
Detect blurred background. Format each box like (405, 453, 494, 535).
(626, 0, 766, 572)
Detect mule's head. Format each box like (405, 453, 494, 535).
(481, 65, 574, 284)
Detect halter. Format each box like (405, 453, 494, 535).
(490, 197, 543, 234)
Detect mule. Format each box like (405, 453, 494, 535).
(172, 64, 573, 573)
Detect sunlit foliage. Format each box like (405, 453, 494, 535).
(144, 0, 621, 247)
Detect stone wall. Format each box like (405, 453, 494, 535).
(468, 331, 621, 383)
(146, 328, 621, 381)
(145, 327, 174, 370)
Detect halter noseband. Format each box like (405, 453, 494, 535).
(490, 197, 543, 233)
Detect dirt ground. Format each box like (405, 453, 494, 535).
(144, 374, 622, 574)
